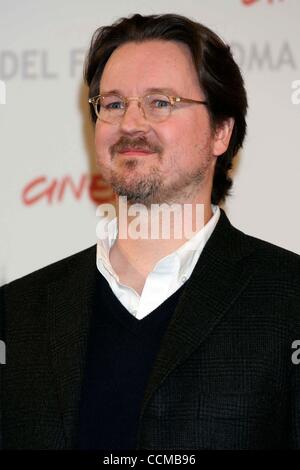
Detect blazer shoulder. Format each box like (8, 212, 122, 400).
(242, 230, 299, 261)
(0, 244, 97, 295)
(236, 227, 300, 282)
(217, 211, 299, 276)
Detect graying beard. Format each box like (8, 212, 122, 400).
(111, 174, 162, 206)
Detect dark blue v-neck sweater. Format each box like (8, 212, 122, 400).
(77, 270, 185, 450)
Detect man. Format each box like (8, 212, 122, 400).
(1, 13, 299, 450)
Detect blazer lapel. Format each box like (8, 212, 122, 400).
(140, 209, 257, 417)
(47, 246, 96, 448)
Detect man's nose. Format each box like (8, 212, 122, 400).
(119, 99, 150, 133)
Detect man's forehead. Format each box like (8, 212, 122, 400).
(99, 40, 200, 94)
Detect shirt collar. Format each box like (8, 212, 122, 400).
(174, 204, 220, 280)
(97, 204, 220, 280)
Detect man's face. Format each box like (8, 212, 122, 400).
(94, 40, 231, 206)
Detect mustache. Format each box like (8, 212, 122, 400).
(111, 136, 163, 156)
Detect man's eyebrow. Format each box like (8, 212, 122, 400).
(144, 87, 177, 95)
(100, 87, 178, 96)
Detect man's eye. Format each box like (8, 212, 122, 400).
(105, 101, 124, 110)
(152, 99, 170, 108)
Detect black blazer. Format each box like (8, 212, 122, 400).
(1, 209, 299, 449)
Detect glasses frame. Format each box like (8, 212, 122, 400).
(88, 92, 208, 123)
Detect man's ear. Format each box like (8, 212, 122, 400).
(212, 117, 235, 157)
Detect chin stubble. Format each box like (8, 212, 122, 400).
(110, 158, 210, 206)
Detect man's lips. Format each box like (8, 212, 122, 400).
(118, 148, 155, 155)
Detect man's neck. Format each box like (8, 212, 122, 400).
(108, 196, 214, 294)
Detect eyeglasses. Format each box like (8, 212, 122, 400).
(88, 92, 208, 124)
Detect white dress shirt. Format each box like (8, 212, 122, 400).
(96, 204, 220, 320)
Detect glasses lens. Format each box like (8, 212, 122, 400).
(143, 94, 172, 121)
(98, 95, 125, 122)
(92, 94, 172, 123)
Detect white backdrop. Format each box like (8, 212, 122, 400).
(0, 0, 299, 285)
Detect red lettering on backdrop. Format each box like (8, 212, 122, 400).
(22, 174, 114, 205)
(242, 0, 284, 5)
(22, 176, 57, 205)
(57, 174, 87, 202)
